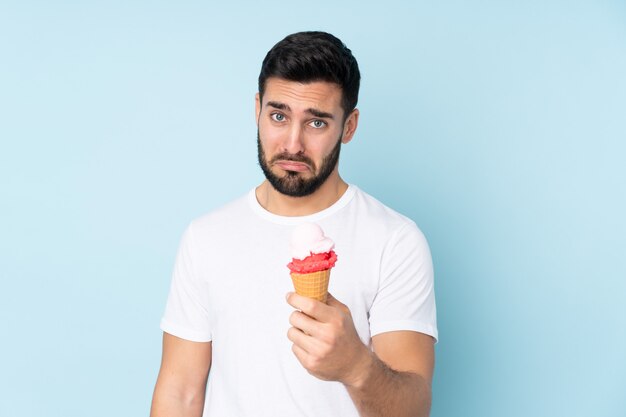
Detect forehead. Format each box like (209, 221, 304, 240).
(262, 78, 343, 112)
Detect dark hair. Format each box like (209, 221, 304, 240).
(258, 31, 361, 117)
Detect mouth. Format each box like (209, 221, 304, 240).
(273, 160, 311, 172)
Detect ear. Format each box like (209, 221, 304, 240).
(341, 108, 359, 144)
(255, 93, 261, 125)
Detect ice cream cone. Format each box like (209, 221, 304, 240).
(290, 269, 331, 303)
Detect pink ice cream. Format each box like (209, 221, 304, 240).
(287, 223, 338, 274)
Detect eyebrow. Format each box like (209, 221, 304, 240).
(266, 101, 334, 120)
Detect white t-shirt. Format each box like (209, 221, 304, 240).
(161, 185, 437, 417)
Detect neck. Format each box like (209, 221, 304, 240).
(255, 172, 348, 217)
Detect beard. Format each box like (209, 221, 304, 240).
(257, 130, 342, 197)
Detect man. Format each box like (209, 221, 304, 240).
(151, 31, 437, 417)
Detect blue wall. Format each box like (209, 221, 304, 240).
(1, 1, 624, 416)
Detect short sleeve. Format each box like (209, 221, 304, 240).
(160, 223, 212, 342)
(368, 222, 438, 342)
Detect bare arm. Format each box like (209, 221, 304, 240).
(346, 331, 434, 417)
(150, 332, 212, 417)
(287, 293, 434, 417)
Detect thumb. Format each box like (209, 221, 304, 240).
(325, 292, 344, 308)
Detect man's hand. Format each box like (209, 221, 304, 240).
(287, 292, 434, 417)
(286, 292, 372, 386)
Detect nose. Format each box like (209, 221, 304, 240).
(282, 124, 305, 154)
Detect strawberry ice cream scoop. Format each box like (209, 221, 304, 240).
(287, 223, 337, 274)
(287, 251, 337, 274)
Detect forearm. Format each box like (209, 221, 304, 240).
(150, 378, 206, 417)
(346, 351, 431, 417)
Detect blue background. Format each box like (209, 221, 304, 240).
(1, 1, 625, 416)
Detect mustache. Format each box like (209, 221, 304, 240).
(270, 152, 315, 168)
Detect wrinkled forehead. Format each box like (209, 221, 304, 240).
(261, 78, 344, 114)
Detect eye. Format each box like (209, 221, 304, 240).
(270, 113, 286, 122)
(309, 119, 327, 129)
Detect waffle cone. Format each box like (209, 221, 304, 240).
(290, 269, 331, 303)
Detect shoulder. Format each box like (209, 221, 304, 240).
(346, 187, 428, 250)
(185, 189, 254, 238)
(349, 186, 422, 236)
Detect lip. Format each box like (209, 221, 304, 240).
(274, 161, 310, 172)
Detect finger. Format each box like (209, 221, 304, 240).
(291, 342, 311, 369)
(287, 326, 319, 354)
(325, 292, 341, 306)
(325, 292, 350, 315)
(289, 310, 321, 337)
(286, 292, 334, 322)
